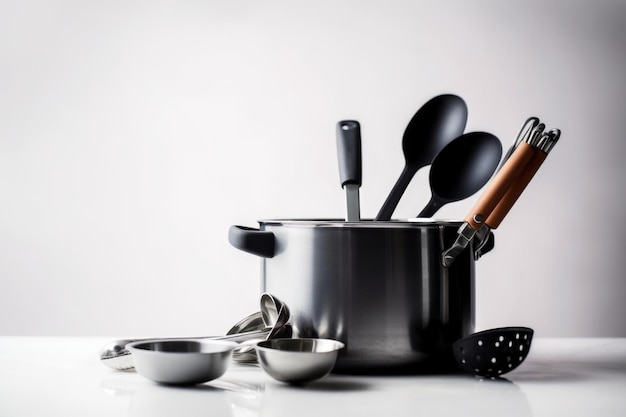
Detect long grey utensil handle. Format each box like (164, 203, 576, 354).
(336, 120, 362, 221)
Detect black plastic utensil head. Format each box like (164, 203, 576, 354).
(376, 94, 468, 221)
(429, 131, 502, 201)
(417, 131, 502, 217)
(402, 94, 468, 168)
(452, 327, 534, 378)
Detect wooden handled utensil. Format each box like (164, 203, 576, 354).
(442, 121, 561, 267)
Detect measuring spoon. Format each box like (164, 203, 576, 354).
(100, 293, 290, 370)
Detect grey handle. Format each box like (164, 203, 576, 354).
(336, 120, 362, 187)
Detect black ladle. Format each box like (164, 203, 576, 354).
(417, 131, 502, 218)
(376, 94, 468, 220)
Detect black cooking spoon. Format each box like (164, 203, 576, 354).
(417, 131, 502, 218)
(376, 94, 468, 220)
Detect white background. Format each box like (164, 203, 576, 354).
(1, 0, 625, 337)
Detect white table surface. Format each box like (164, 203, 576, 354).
(1, 337, 625, 416)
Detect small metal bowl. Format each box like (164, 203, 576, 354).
(127, 339, 238, 385)
(256, 338, 345, 384)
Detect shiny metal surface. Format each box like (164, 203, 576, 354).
(101, 329, 271, 370)
(254, 219, 484, 373)
(496, 116, 539, 172)
(127, 339, 237, 385)
(230, 293, 291, 364)
(256, 338, 345, 384)
(100, 293, 291, 370)
(259, 293, 283, 328)
(226, 311, 265, 335)
(344, 185, 360, 221)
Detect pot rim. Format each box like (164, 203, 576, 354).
(257, 218, 464, 228)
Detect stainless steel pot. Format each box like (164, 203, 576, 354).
(229, 219, 494, 374)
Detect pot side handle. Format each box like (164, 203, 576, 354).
(228, 225, 275, 258)
(474, 231, 495, 260)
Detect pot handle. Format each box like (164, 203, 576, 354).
(473, 231, 495, 260)
(228, 225, 275, 258)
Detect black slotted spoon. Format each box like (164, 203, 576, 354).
(452, 327, 534, 378)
